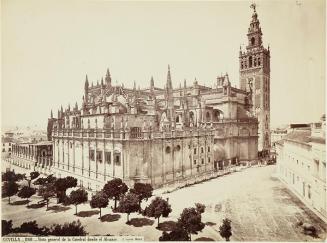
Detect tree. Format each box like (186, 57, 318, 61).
(30, 171, 40, 180)
(2, 220, 13, 236)
(18, 221, 49, 236)
(2, 171, 25, 182)
(69, 188, 88, 215)
(159, 226, 190, 241)
(2, 181, 19, 204)
(219, 218, 232, 241)
(50, 220, 86, 236)
(26, 171, 40, 188)
(178, 207, 205, 240)
(54, 176, 77, 203)
(117, 192, 139, 223)
(38, 183, 56, 210)
(144, 197, 172, 228)
(130, 182, 153, 213)
(103, 178, 128, 210)
(195, 203, 206, 214)
(90, 191, 109, 218)
(2, 171, 16, 182)
(17, 186, 36, 205)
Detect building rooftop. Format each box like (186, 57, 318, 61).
(284, 130, 312, 145)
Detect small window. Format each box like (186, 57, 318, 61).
(201, 147, 204, 153)
(194, 148, 197, 155)
(201, 158, 204, 164)
(166, 146, 171, 153)
(115, 153, 121, 166)
(208, 146, 211, 152)
(208, 157, 211, 163)
(193, 160, 197, 165)
(175, 145, 181, 151)
(89, 150, 95, 161)
(105, 152, 111, 164)
(96, 151, 103, 163)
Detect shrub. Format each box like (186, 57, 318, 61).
(50, 220, 86, 236)
(159, 226, 190, 241)
(219, 218, 232, 241)
(2, 220, 13, 236)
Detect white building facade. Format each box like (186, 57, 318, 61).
(276, 115, 326, 222)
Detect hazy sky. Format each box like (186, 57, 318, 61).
(1, 0, 325, 129)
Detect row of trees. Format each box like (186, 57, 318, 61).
(2, 219, 86, 236)
(2, 171, 40, 204)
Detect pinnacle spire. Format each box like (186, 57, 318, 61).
(150, 76, 154, 88)
(105, 68, 112, 85)
(167, 65, 172, 90)
(50, 110, 53, 119)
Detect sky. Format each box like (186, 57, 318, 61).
(1, 0, 325, 130)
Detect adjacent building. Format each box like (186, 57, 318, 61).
(276, 115, 326, 221)
(10, 141, 53, 174)
(47, 6, 268, 190)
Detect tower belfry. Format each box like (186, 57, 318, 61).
(239, 4, 271, 151)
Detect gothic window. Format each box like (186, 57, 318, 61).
(254, 58, 257, 66)
(96, 151, 103, 163)
(175, 116, 180, 123)
(89, 150, 95, 161)
(201, 158, 204, 164)
(249, 56, 253, 68)
(105, 152, 111, 164)
(201, 147, 204, 153)
(114, 153, 121, 166)
(194, 148, 197, 155)
(175, 145, 181, 152)
(258, 57, 261, 66)
(88, 119, 90, 129)
(241, 62, 243, 69)
(194, 159, 197, 165)
(206, 112, 211, 121)
(251, 37, 255, 46)
(208, 146, 211, 152)
(165, 146, 171, 153)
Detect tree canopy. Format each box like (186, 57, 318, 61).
(2, 181, 19, 204)
(103, 178, 128, 209)
(90, 191, 109, 218)
(117, 192, 139, 223)
(69, 188, 88, 215)
(38, 183, 56, 209)
(159, 226, 190, 241)
(177, 207, 205, 240)
(130, 183, 153, 212)
(17, 186, 36, 203)
(144, 197, 172, 228)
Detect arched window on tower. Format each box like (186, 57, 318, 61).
(254, 58, 257, 66)
(251, 37, 255, 46)
(258, 57, 261, 66)
(249, 56, 253, 68)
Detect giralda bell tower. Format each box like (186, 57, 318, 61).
(239, 4, 271, 152)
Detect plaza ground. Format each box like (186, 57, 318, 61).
(2, 164, 326, 241)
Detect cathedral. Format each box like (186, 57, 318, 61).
(48, 6, 270, 189)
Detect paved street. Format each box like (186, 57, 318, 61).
(2, 164, 326, 241)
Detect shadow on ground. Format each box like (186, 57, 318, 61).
(27, 203, 45, 209)
(11, 200, 29, 206)
(47, 205, 71, 213)
(157, 221, 178, 231)
(205, 222, 216, 226)
(195, 237, 215, 241)
(127, 218, 154, 227)
(100, 214, 121, 222)
(76, 210, 99, 217)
